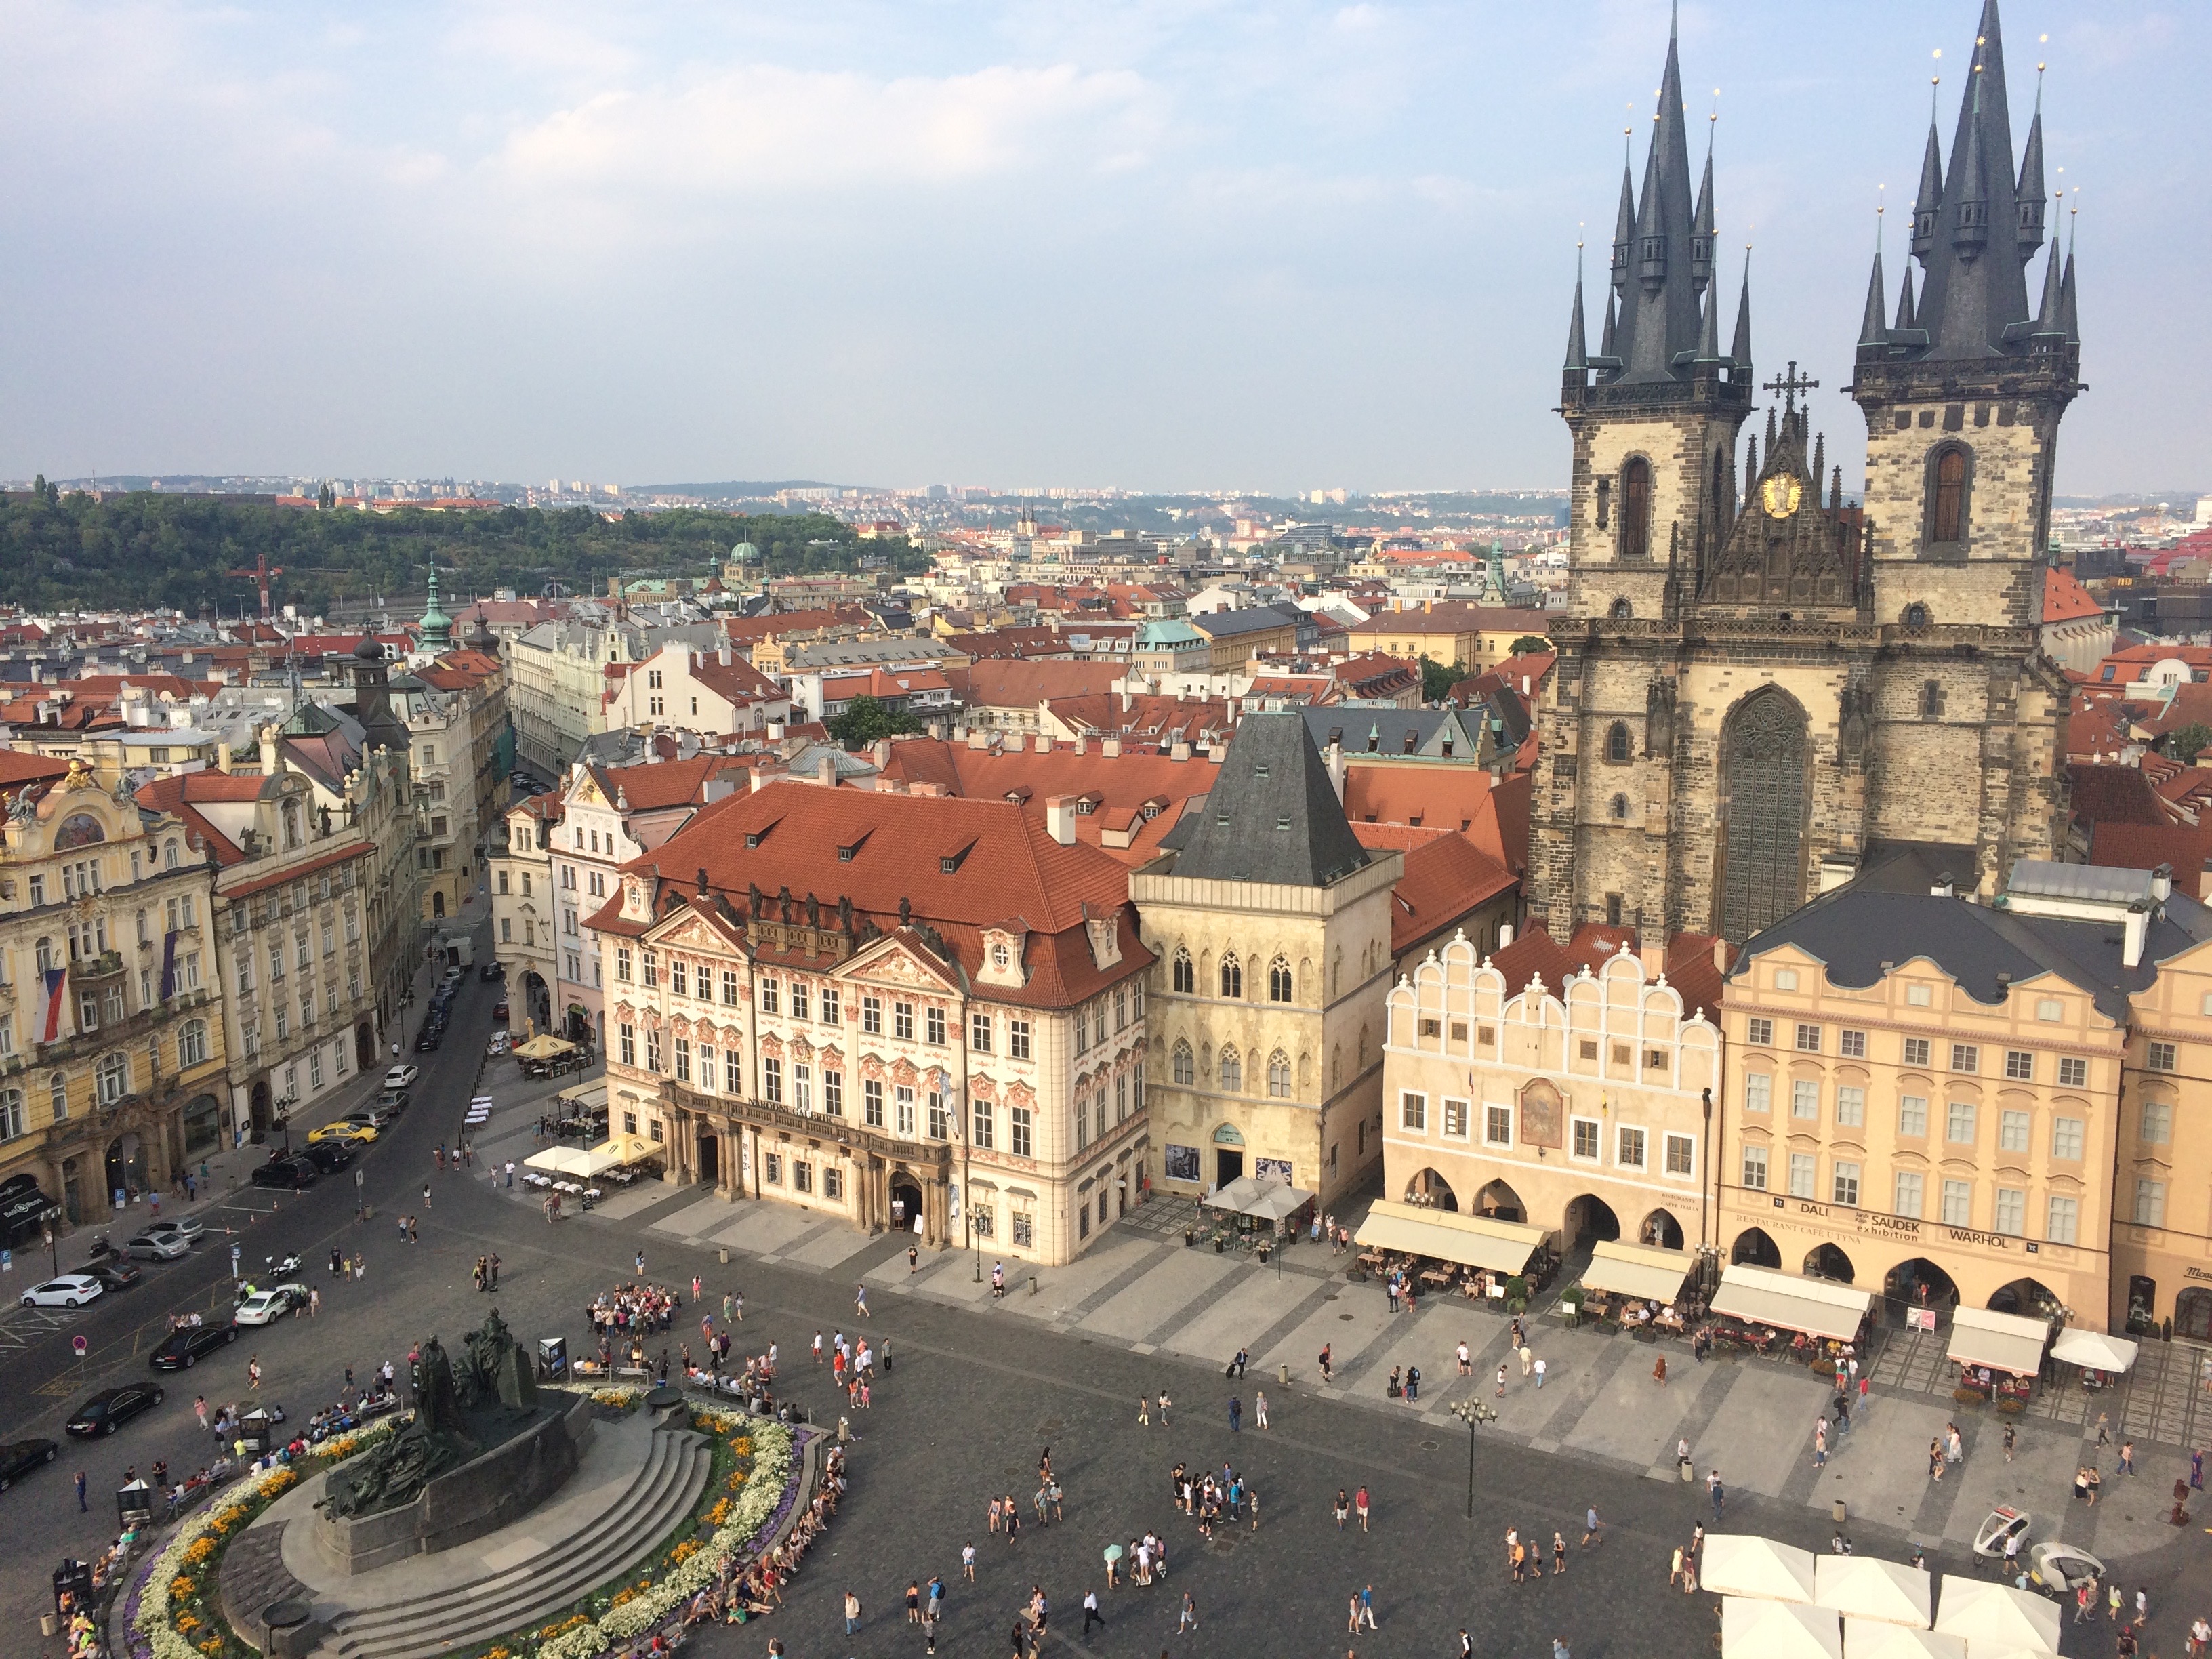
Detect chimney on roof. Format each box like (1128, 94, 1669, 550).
(2124, 901, 2150, 969)
(1073, 735, 1088, 756)
(216, 739, 234, 775)
(1033, 733, 1052, 754)
(2150, 862, 2174, 903)
(1044, 795, 1076, 846)
(1208, 744, 1226, 764)
(1497, 922, 1515, 951)
(873, 738, 893, 768)
(1713, 937, 1730, 972)
(1170, 739, 1191, 762)
(258, 724, 280, 777)
(718, 644, 732, 667)
(817, 753, 836, 787)
(966, 727, 989, 750)
(1102, 736, 1122, 758)
(751, 763, 787, 792)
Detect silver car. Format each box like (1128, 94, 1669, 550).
(125, 1231, 192, 1262)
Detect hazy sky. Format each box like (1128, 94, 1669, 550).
(3, 1, 2203, 498)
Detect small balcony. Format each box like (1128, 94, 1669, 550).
(72, 950, 127, 983)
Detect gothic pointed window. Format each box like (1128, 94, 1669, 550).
(1620, 457, 1652, 560)
(1171, 947, 1193, 994)
(1929, 447, 1969, 545)
(1920, 679, 1946, 720)
(1719, 689, 1809, 941)
(1268, 957, 1293, 1003)
(1219, 954, 1242, 1000)
(1610, 794, 1630, 821)
(1606, 722, 1632, 764)
(1609, 598, 1634, 622)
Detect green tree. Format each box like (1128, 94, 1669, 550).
(1418, 655, 1465, 703)
(1508, 634, 1552, 655)
(825, 695, 921, 747)
(2166, 722, 2212, 764)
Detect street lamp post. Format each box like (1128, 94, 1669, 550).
(1448, 1397, 1494, 1519)
(274, 1092, 298, 1156)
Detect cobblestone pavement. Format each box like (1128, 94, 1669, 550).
(5, 964, 2207, 1659)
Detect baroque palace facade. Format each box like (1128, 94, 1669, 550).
(592, 780, 1151, 1267)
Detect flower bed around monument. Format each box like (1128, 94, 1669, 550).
(127, 1385, 804, 1659)
(127, 1419, 404, 1659)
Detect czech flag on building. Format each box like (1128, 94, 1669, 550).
(37, 967, 70, 1043)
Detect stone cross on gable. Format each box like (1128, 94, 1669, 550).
(1763, 361, 1819, 413)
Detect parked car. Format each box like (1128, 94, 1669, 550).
(249, 1156, 318, 1191)
(150, 1322, 238, 1371)
(20, 1274, 104, 1309)
(233, 1284, 310, 1327)
(413, 1027, 443, 1053)
(493, 1000, 510, 1024)
(87, 1263, 144, 1294)
(384, 1065, 419, 1090)
(2028, 1542, 2105, 1597)
(123, 1230, 192, 1263)
(375, 1089, 411, 1116)
(140, 1218, 205, 1248)
(0, 1437, 58, 1492)
(309, 1121, 372, 1146)
(66, 1383, 163, 1438)
(480, 961, 504, 982)
(302, 1139, 356, 1175)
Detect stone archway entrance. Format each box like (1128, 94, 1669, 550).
(104, 1132, 145, 1205)
(2175, 1287, 2212, 1343)
(1212, 1124, 1245, 1189)
(355, 1021, 377, 1072)
(1475, 1179, 1526, 1223)
(1639, 1208, 1684, 1250)
(251, 1079, 273, 1141)
(1403, 1168, 1458, 1211)
(1883, 1256, 1959, 1314)
(1989, 1276, 2064, 1320)
(697, 1133, 719, 1185)
(889, 1172, 924, 1233)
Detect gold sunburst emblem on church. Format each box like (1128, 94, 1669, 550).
(1760, 475, 1803, 518)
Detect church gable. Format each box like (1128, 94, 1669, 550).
(1699, 398, 1864, 615)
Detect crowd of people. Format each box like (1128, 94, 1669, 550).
(587, 1281, 680, 1338)
(676, 1437, 848, 1636)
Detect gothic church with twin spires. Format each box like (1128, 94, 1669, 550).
(1527, 0, 2080, 943)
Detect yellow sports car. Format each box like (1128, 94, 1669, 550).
(308, 1121, 374, 1145)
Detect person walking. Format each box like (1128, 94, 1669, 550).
(2003, 1422, 2017, 1462)
(1136, 1392, 1149, 1426)
(422, 1181, 432, 1210)
(1082, 1589, 1103, 1635)
(1255, 1389, 1270, 1429)
(2120, 1439, 2135, 1475)
(1335, 1489, 1351, 1529)
(1536, 1356, 1549, 1387)
(908, 1243, 919, 1275)
(1348, 1592, 1364, 1635)
(1157, 1389, 1172, 1427)
(1457, 1340, 1472, 1376)
(194, 1396, 209, 1432)
(906, 1580, 922, 1624)
(1496, 1363, 1508, 1398)
(249, 1355, 263, 1390)
(1228, 1395, 1242, 1433)
(1319, 1343, 1333, 1384)
(1359, 1584, 1378, 1631)
(1582, 1506, 1603, 1548)
(844, 1590, 862, 1635)
(1707, 1470, 1725, 1519)
(963, 1541, 977, 1582)
(1520, 1344, 1534, 1377)
(1179, 1593, 1198, 1634)
(308, 1288, 319, 1318)
(1355, 1484, 1370, 1532)
(856, 1283, 870, 1317)
(1653, 1353, 1668, 1385)
(74, 1469, 87, 1512)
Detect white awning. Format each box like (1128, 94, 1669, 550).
(1845, 1621, 1963, 1659)
(1711, 1264, 1872, 1342)
(524, 1147, 590, 1175)
(558, 1080, 608, 1110)
(1353, 1199, 1547, 1275)
(1816, 1557, 1933, 1629)
(1582, 1240, 1696, 1303)
(1702, 1534, 1818, 1603)
(1212, 1175, 1313, 1221)
(1946, 1307, 2049, 1378)
(1931, 1578, 2060, 1656)
(1723, 1599, 1841, 1659)
(2049, 1328, 2137, 1374)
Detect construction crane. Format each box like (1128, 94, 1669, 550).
(226, 551, 285, 617)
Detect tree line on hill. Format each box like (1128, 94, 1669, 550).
(0, 487, 925, 614)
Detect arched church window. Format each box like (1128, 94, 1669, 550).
(1609, 598, 1634, 622)
(1172, 1040, 1194, 1086)
(1268, 958, 1293, 1003)
(1929, 447, 1969, 545)
(1610, 794, 1630, 821)
(1219, 1046, 1243, 1092)
(1903, 602, 1931, 628)
(1719, 689, 1810, 942)
(1620, 457, 1652, 560)
(1606, 722, 1633, 764)
(1171, 948, 1193, 994)
(1921, 680, 1946, 720)
(1219, 954, 1242, 1000)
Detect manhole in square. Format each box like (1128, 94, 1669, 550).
(1340, 1313, 1355, 1321)
(1419, 1439, 1440, 1451)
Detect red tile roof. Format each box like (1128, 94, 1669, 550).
(2042, 566, 2106, 625)
(953, 658, 1127, 710)
(1351, 824, 1517, 956)
(589, 754, 761, 813)
(2088, 822, 2212, 898)
(602, 780, 1151, 1008)
(2066, 762, 2172, 827)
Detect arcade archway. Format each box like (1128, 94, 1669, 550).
(1475, 1178, 1527, 1223)
(1403, 1168, 1458, 1212)
(1730, 1226, 1781, 1268)
(888, 1171, 925, 1233)
(1803, 1242, 1855, 1284)
(1989, 1276, 2064, 1321)
(1639, 1208, 1685, 1250)
(1564, 1193, 1621, 1245)
(1883, 1257, 1959, 1312)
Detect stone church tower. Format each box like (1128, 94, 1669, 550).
(1528, 0, 2074, 942)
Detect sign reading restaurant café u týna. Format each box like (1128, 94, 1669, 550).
(1762, 1195, 2047, 1256)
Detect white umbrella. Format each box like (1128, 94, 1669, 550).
(1725, 1599, 1842, 1659)
(1932, 1577, 2060, 1656)
(1703, 1535, 1818, 1604)
(1816, 1557, 1933, 1629)
(1845, 1620, 1964, 1659)
(2047, 1328, 2137, 1374)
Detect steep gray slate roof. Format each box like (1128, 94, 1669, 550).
(1170, 712, 1370, 888)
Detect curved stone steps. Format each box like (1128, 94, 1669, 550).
(319, 1423, 712, 1659)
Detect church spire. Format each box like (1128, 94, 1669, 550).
(1895, 262, 1918, 332)
(1564, 247, 1590, 375)
(2015, 63, 2047, 262)
(1910, 0, 2035, 361)
(2030, 212, 2065, 346)
(1691, 103, 1717, 293)
(2059, 203, 2079, 343)
(1599, 291, 1618, 362)
(1610, 136, 1636, 296)
(1728, 248, 1753, 375)
(1858, 205, 1889, 348)
(1610, 18, 1703, 384)
(1910, 83, 1943, 262)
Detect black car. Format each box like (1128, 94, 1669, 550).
(87, 1263, 144, 1293)
(302, 1139, 356, 1174)
(480, 961, 503, 982)
(249, 1155, 318, 1191)
(0, 1437, 58, 1492)
(66, 1382, 164, 1437)
(414, 1029, 443, 1052)
(150, 1322, 238, 1371)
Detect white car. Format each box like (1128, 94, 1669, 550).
(384, 1064, 419, 1090)
(22, 1274, 106, 1309)
(233, 1284, 310, 1327)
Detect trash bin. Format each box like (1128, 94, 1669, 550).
(538, 1336, 568, 1380)
(1279, 1364, 1291, 1385)
(1832, 1499, 1848, 1524)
